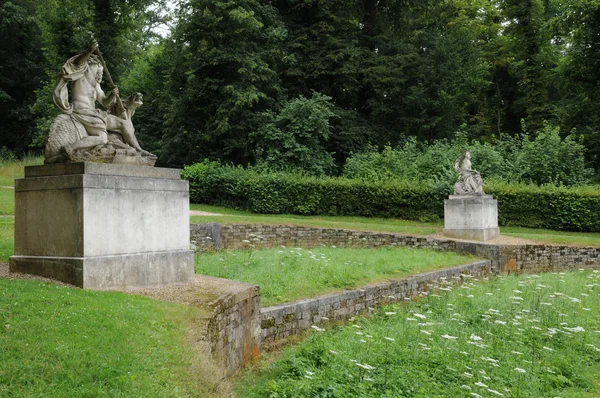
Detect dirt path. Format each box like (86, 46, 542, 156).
(189, 210, 223, 216)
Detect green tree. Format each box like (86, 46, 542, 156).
(556, 0, 600, 173)
(250, 92, 336, 175)
(30, 0, 165, 148)
(0, 0, 46, 154)
(160, 0, 289, 167)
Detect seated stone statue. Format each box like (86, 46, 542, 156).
(45, 38, 156, 166)
(453, 150, 485, 195)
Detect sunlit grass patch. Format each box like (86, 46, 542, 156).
(502, 226, 600, 248)
(195, 246, 476, 306)
(0, 155, 43, 187)
(0, 278, 203, 396)
(239, 271, 600, 397)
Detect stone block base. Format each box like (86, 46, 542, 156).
(10, 250, 194, 290)
(444, 194, 499, 242)
(442, 227, 500, 241)
(11, 162, 194, 290)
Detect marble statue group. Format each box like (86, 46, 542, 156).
(45, 37, 156, 166)
(453, 150, 485, 195)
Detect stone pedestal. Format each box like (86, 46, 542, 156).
(443, 194, 499, 241)
(10, 162, 194, 290)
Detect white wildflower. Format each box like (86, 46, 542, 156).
(442, 334, 458, 340)
(564, 326, 585, 333)
(515, 367, 526, 374)
(470, 334, 482, 341)
(474, 381, 488, 388)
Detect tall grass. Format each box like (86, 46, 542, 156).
(239, 271, 600, 397)
(196, 246, 476, 306)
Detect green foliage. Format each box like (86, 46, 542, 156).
(29, 0, 167, 148)
(0, 0, 46, 154)
(240, 271, 600, 397)
(516, 122, 593, 185)
(160, 0, 289, 166)
(250, 92, 336, 176)
(183, 162, 600, 231)
(487, 181, 600, 231)
(343, 124, 593, 186)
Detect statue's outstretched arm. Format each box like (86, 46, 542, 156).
(73, 39, 99, 66)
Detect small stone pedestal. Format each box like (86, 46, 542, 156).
(443, 194, 499, 241)
(9, 162, 194, 290)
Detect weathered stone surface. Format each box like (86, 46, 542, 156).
(46, 39, 155, 165)
(443, 194, 499, 241)
(10, 162, 193, 289)
(10, 251, 193, 290)
(260, 260, 491, 343)
(25, 162, 180, 179)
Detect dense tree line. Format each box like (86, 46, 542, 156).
(1, 0, 600, 178)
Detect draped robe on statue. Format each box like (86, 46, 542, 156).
(52, 56, 108, 141)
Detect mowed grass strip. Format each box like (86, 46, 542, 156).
(0, 279, 204, 397)
(190, 204, 600, 247)
(190, 204, 442, 236)
(239, 271, 600, 397)
(502, 226, 600, 248)
(195, 247, 476, 306)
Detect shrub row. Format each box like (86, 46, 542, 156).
(182, 162, 600, 232)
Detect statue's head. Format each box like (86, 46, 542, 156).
(87, 54, 103, 83)
(124, 93, 143, 110)
(465, 150, 472, 159)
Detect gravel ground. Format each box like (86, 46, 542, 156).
(0, 262, 72, 286)
(190, 210, 222, 216)
(427, 232, 538, 246)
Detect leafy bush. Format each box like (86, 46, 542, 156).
(343, 123, 594, 186)
(250, 93, 336, 176)
(183, 163, 600, 231)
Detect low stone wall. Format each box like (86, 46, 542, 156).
(260, 260, 490, 343)
(130, 275, 261, 377)
(191, 223, 457, 251)
(204, 276, 261, 376)
(191, 223, 600, 274)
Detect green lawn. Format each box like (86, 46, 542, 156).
(191, 204, 600, 247)
(190, 204, 442, 235)
(196, 247, 477, 306)
(501, 226, 600, 247)
(0, 156, 43, 215)
(238, 270, 600, 397)
(0, 278, 222, 396)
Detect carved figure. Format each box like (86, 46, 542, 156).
(45, 38, 156, 166)
(453, 150, 485, 195)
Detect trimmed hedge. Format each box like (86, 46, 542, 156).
(182, 162, 600, 232)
